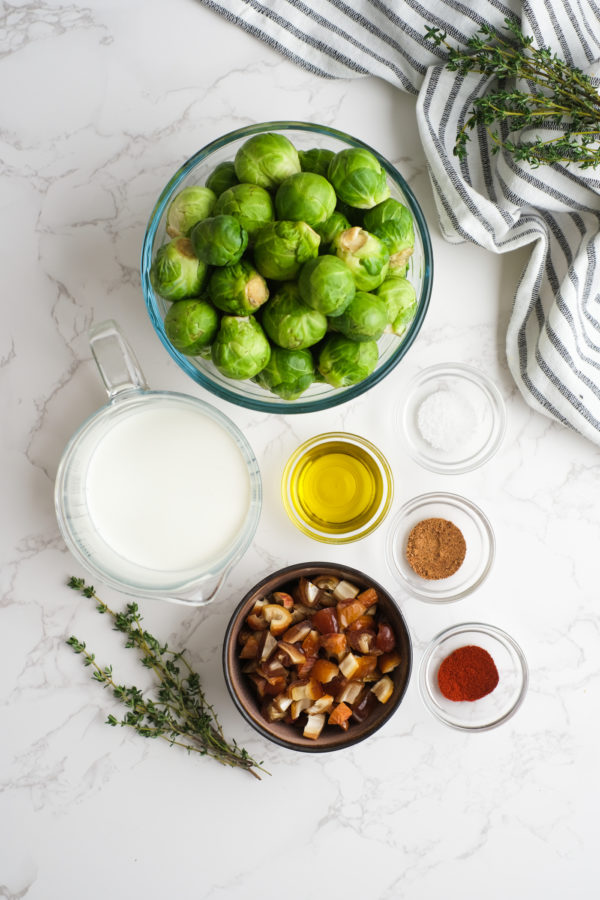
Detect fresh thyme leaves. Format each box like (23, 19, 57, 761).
(66, 576, 267, 780)
(425, 18, 600, 169)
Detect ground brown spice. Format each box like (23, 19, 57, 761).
(406, 517, 466, 580)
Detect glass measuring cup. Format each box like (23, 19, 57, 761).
(54, 320, 262, 605)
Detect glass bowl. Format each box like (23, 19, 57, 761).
(398, 362, 506, 474)
(386, 492, 494, 602)
(223, 562, 413, 752)
(141, 121, 433, 413)
(419, 623, 528, 731)
(281, 432, 394, 543)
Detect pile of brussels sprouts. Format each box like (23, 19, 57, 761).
(150, 132, 417, 400)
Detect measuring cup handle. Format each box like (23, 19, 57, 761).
(89, 319, 149, 400)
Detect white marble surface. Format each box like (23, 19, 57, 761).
(3, 2, 599, 898)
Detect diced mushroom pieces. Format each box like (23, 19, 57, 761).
(237, 628, 252, 646)
(281, 620, 312, 644)
(316, 590, 337, 608)
(264, 701, 288, 722)
(248, 673, 268, 699)
(262, 604, 294, 636)
(296, 657, 317, 679)
(375, 622, 396, 653)
(271, 591, 294, 609)
(339, 652, 360, 680)
(314, 575, 340, 592)
(371, 675, 394, 704)
(354, 631, 377, 655)
(272, 690, 293, 713)
(305, 694, 334, 716)
(277, 641, 306, 666)
(303, 713, 326, 740)
(301, 629, 321, 658)
(311, 658, 339, 684)
(263, 675, 288, 697)
(241, 660, 259, 674)
(297, 577, 321, 608)
(332, 580, 360, 601)
(290, 679, 323, 701)
(379, 651, 402, 674)
(258, 630, 278, 661)
(319, 633, 347, 660)
(239, 633, 261, 659)
(253, 597, 268, 610)
(352, 655, 378, 681)
(291, 697, 312, 720)
(246, 611, 268, 631)
(328, 702, 352, 728)
(335, 681, 364, 705)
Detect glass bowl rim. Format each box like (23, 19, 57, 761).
(399, 361, 507, 474)
(385, 490, 495, 602)
(281, 430, 394, 544)
(141, 120, 433, 414)
(418, 621, 529, 732)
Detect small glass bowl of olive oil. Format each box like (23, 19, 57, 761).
(281, 432, 394, 543)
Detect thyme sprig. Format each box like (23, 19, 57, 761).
(66, 576, 267, 780)
(425, 18, 600, 168)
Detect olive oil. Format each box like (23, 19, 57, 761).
(290, 440, 384, 534)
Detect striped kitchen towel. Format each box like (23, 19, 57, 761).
(200, 0, 600, 445)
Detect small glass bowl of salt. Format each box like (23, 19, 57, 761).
(398, 363, 506, 474)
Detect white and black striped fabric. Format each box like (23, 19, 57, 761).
(200, 0, 600, 444)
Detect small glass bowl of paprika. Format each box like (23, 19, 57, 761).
(418, 622, 528, 731)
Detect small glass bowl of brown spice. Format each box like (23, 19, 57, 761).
(418, 623, 528, 731)
(385, 491, 495, 602)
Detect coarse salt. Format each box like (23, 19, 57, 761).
(416, 388, 477, 452)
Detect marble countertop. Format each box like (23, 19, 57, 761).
(3, 3, 598, 897)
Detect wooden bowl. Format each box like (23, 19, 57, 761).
(223, 561, 413, 752)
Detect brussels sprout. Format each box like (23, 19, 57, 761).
(254, 346, 315, 400)
(335, 198, 365, 227)
(253, 220, 320, 281)
(166, 186, 217, 238)
(327, 148, 390, 209)
(190, 215, 248, 266)
(332, 291, 388, 342)
(150, 237, 209, 301)
(298, 255, 355, 317)
(298, 148, 335, 177)
(234, 133, 301, 190)
(205, 161, 239, 197)
(208, 261, 269, 316)
(315, 210, 351, 252)
(275, 173, 336, 228)
(377, 276, 417, 336)
(261, 282, 327, 350)
(211, 315, 271, 380)
(214, 183, 274, 241)
(318, 335, 379, 388)
(363, 198, 415, 273)
(164, 298, 219, 355)
(333, 226, 389, 292)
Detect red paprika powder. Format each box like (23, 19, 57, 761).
(437, 645, 499, 701)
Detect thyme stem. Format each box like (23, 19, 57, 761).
(425, 19, 600, 169)
(66, 576, 268, 780)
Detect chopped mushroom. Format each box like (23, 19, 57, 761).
(239, 571, 399, 743)
(303, 713, 326, 740)
(262, 604, 293, 635)
(371, 675, 394, 703)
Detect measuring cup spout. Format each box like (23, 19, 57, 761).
(89, 319, 149, 400)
